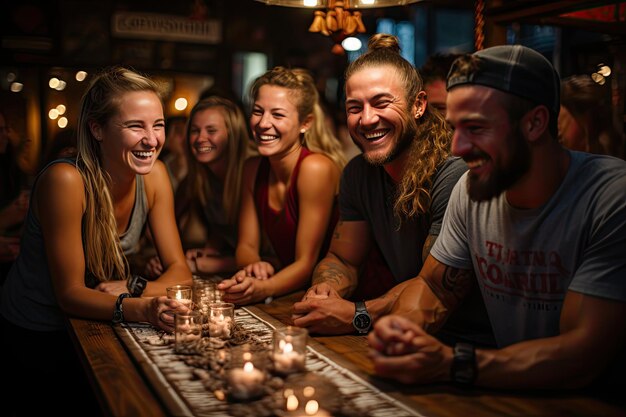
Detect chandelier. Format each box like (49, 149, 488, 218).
(255, 1, 420, 43)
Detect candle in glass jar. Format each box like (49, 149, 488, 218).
(208, 302, 234, 339)
(227, 360, 264, 400)
(209, 313, 233, 338)
(274, 339, 306, 374)
(166, 285, 193, 307)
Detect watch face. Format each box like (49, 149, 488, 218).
(354, 313, 371, 330)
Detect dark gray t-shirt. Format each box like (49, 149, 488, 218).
(339, 155, 495, 346)
(432, 151, 626, 347)
(340, 155, 467, 282)
(1, 160, 149, 331)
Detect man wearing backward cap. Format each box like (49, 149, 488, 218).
(369, 45, 626, 394)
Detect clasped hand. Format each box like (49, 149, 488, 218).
(291, 283, 355, 334)
(367, 315, 452, 384)
(218, 261, 274, 305)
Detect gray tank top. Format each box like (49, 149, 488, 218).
(0, 159, 149, 331)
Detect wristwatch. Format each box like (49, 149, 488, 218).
(112, 293, 132, 324)
(352, 301, 372, 334)
(127, 274, 148, 297)
(450, 342, 477, 387)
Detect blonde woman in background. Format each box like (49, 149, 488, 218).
(219, 66, 346, 305)
(146, 95, 258, 276)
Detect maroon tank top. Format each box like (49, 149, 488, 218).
(253, 147, 338, 268)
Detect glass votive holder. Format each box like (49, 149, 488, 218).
(174, 311, 203, 354)
(167, 285, 193, 308)
(226, 348, 266, 401)
(208, 302, 235, 339)
(193, 276, 224, 317)
(272, 326, 307, 375)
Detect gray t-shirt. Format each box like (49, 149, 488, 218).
(1, 160, 149, 331)
(431, 151, 626, 347)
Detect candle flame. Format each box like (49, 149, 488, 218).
(286, 394, 299, 411)
(305, 400, 319, 415)
(284, 342, 293, 353)
(303, 386, 315, 397)
(176, 292, 182, 300)
(243, 361, 254, 372)
(243, 352, 252, 361)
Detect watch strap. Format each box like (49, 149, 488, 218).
(451, 342, 477, 387)
(112, 293, 132, 324)
(127, 275, 148, 297)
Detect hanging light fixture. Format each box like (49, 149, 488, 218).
(255, 0, 420, 53)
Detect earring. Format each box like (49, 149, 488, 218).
(300, 129, 307, 134)
(415, 112, 422, 119)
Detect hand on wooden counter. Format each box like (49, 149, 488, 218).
(291, 284, 355, 335)
(368, 315, 452, 385)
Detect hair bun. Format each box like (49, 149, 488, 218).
(367, 33, 401, 54)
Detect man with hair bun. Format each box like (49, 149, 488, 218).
(369, 45, 626, 395)
(293, 34, 494, 350)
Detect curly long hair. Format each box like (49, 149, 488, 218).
(345, 34, 453, 219)
(249, 66, 347, 171)
(182, 95, 254, 225)
(76, 66, 162, 282)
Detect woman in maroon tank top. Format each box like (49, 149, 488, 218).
(218, 67, 346, 305)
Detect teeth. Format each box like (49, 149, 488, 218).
(466, 159, 486, 169)
(258, 135, 278, 141)
(132, 151, 153, 158)
(196, 146, 215, 153)
(364, 130, 388, 140)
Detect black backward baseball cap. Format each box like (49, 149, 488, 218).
(446, 45, 560, 115)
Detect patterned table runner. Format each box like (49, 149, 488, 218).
(115, 306, 425, 417)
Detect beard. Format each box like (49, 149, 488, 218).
(467, 123, 531, 201)
(358, 113, 418, 166)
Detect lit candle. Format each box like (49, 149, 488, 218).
(227, 360, 265, 400)
(209, 313, 233, 339)
(274, 339, 306, 374)
(167, 285, 193, 307)
(208, 302, 234, 339)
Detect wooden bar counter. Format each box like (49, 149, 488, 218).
(68, 291, 626, 417)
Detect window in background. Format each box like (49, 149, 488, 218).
(232, 52, 268, 107)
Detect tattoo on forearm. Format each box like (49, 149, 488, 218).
(424, 266, 473, 310)
(312, 258, 356, 293)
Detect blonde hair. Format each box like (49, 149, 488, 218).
(346, 34, 452, 219)
(250, 66, 346, 170)
(183, 96, 254, 224)
(76, 66, 162, 282)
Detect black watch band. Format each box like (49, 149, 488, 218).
(450, 342, 477, 387)
(127, 275, 148, 297)
(112, 293, 132, 324)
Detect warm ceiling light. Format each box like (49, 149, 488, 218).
(10, 82, 23, 93)
(597, 64, 611, 77)
(341, 36, 362, 51)
(256, 0, 418, 7)
(255, 0, 420, 53)
(174, 97, 188, 111)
